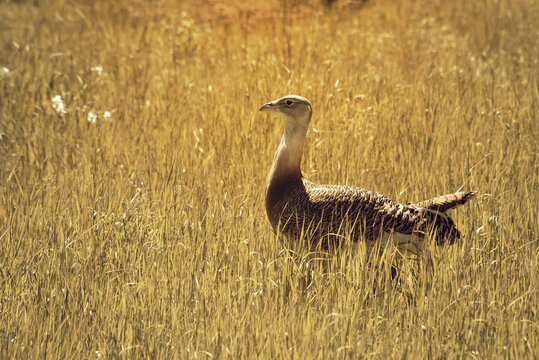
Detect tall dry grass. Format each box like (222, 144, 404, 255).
(0, 0, 537, 358)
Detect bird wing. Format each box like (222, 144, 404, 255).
(303, 181, 422, 239)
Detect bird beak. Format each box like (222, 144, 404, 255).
(258, 102, 274, 112)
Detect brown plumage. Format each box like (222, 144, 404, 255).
(260, 95, 477, 255)
(412, 191, 478, 213)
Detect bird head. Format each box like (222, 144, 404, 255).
(259, 95, 312, 124)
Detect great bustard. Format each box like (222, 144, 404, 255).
(260, 95, 477, 256)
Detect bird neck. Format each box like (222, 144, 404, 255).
(265, 112, 311, 227)
(268, 117, 309, 181)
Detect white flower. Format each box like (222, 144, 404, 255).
(52, 95, 67, 116)
(103, 111, 111, 121)
(87, 112, 97, 123)
(91, 65, 103, 76)
(0, 67, 8, 77)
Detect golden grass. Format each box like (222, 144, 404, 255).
(0, 0, 537, 357)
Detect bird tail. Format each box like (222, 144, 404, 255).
(414, 191, 478, 213)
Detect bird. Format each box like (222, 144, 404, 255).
(259, 94, 477, 257)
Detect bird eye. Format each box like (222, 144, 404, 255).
(285, 100, 293, 106)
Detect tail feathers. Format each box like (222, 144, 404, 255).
(414, 191, 478, 213)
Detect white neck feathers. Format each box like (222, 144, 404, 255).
(272, 114, 309, 175)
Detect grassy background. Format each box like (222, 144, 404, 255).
(0, 0, 537, 358)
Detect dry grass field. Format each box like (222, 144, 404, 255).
(1, 0, 538, 358)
